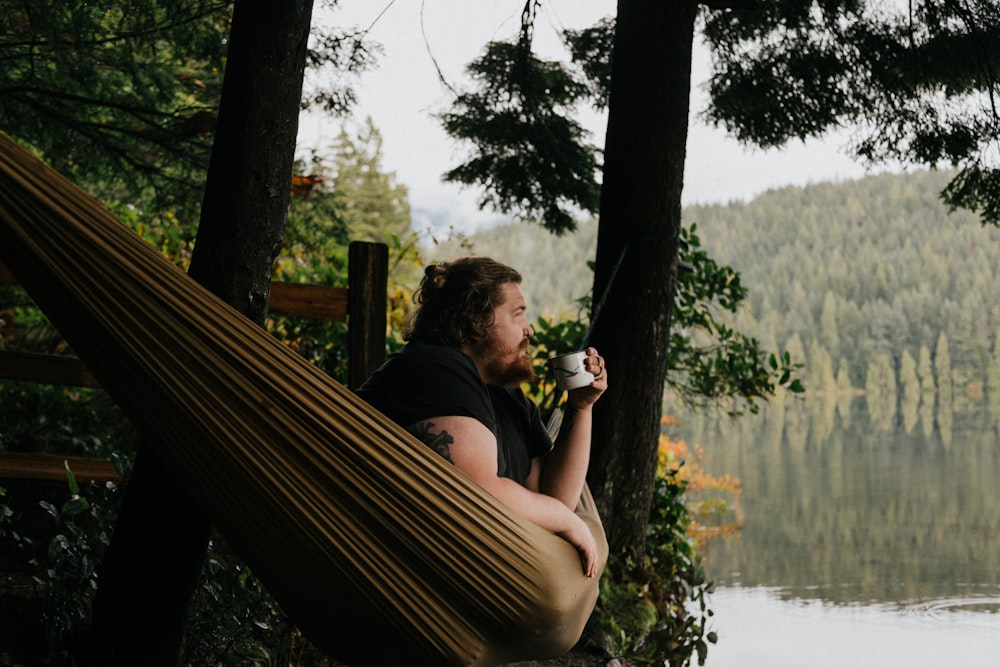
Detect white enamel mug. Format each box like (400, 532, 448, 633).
(550, 350, 595, 391)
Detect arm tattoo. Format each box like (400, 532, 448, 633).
(408, 421, 455, 463)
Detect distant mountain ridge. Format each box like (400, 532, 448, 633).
(430, 168, 1000, 397)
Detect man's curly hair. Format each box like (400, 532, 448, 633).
(405, 257, 522, 347)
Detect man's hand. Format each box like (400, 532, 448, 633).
(557, 512, 599, 577)
(564, 346, 607, 412)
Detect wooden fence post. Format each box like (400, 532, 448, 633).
(347, 241, 388, 389)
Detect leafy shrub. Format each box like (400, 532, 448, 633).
(585, 425, 728, 667)
(588, 461, 717, 666)
(0, 463, 124, 665)
(34, 465, 117, 648)
(524, 315, 588, 417)
(181, 538, 322, 666)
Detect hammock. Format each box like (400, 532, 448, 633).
(0, 132, 608, 666)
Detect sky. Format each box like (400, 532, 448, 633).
(298, 0, 879, 235)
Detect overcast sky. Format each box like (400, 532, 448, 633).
(298, 1, 879, 234)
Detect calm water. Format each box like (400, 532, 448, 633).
(674, 395, 1000, 666)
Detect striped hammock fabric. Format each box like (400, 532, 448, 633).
(0, 133, 607, 666)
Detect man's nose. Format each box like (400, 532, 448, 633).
(524, 325, 534, 338)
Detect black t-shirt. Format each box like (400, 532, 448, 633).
(356, 340, 552, 483)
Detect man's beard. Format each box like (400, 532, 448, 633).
(480, 340, 536, 387)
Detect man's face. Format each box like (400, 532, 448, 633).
(475, 282, 535, 387)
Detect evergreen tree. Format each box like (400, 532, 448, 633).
(835, 357, 854, 425)
(988, 333, 1000, 425)
(989, 334, 1000, 402)
(899, 348, 921, 433)
(281, 118, 418, 288)
(935, 331, 954, 410)
(899, 348, 921, 408)
(1, 0, 230, 210)
(327, 117, 412, 245)
(836, 358, 853, 396)
(807, 338, 835, 396)
(918, 344, 936, 395)
(819, 291, 841, 362)
(865, 351, 897, 431)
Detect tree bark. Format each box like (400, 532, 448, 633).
(82, 2, 313, 664)
(588, 0, 698, 558)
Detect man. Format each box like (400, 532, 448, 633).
(356, 257, 607, 576)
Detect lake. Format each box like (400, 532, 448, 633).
(672, 394, 1000, 666)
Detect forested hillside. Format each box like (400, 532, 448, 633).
(434, 169, 1000, 404)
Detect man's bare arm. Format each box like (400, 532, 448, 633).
(539, 406, 593, 508)
(407, 415, 598, 577)
(408, 421, 455, 463)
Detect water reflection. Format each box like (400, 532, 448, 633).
(676, 398, 1000, 665)
(677, 397, 1000, 606)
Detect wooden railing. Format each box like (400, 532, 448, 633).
(0, 240, 388, 484)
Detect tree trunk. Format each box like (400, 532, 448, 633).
(588, 0, 698, 559)
(82, 2, 313, 664)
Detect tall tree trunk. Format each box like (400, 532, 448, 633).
(588, 0, 698, 558)
(81, 2, 313, 664)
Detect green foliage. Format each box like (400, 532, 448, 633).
(0, 282, 136, 458)
(181, 540, 323, 667)
(589, 465, 716, 667)
(270, 118, 427, 380)
(1, 0, 231, 213)
(108, 202, 199, 271)
(562, 17, 615, 109)
(439, 4, 601, 235)
(522, 316, 588, 417)
(0, 465, 124, 657)
(0, 486, 12, 542)
(266, 314, 352, 383)
(702, 0, 1000, 226)
(0, 461, 321, 667)
(669, 225, 804, 414)
(1, 287, 66, 354)
(1, 0, 376, 215)
(942, 164, 1000, 226)
(591, 577, 659, 658)
(0, 382, 134, 458)
(34, 465, 106, 648)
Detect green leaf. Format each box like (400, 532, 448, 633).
(61, 496, 91, 518)
(64, 460, 80, 496)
